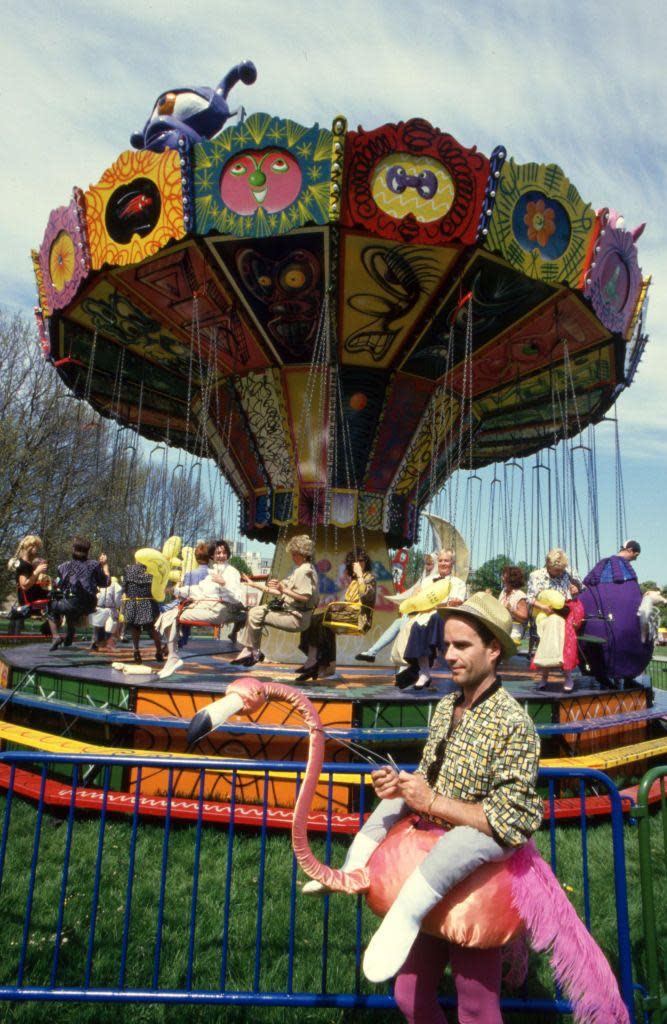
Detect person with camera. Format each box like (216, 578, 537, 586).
(231, 535, 319, 668)
(47, 536, 110, 650)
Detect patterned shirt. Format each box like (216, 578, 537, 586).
(526, 566, 582, 608)
(418, 682, 542, 846)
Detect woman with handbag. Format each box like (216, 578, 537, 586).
(296, 549, 376, 681)
(231, 535, 319, 668)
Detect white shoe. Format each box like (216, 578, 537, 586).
(363, 869, 441, 983)
(302, 832, 378, 896)
(158, 656, 184, 679)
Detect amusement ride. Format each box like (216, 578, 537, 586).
(0, 60, 661, 842)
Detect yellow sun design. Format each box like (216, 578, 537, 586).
(49, 232, 76, 292)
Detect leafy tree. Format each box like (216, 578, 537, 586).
(469, 554, 536, 596)
(230, 555, 252, 576)
(403, 548, 425, 588)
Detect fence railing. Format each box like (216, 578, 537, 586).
(648, 657, 667, 692)
(636, 766, 667, 1023)
(0, 752, 635, 1021)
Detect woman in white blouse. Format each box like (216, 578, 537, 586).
(157, 540, 245, 677)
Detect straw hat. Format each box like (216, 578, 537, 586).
(439, 592, 517, 660)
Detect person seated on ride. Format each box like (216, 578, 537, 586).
(297, 548, 377, 682)
(527, 549, 584, 692)
(121, 557, 165, 665)
(47, 536, 110, 650)
(391, 549, 468, 690)
(7, 534, 53, 637)
(231, 534, 319, 668)
(355, 552, 437, 664)
(499, 565, 529, 646)
(156, 539, 245, 676)
(176, 541, 211, 651)
(89, 575, 124, 651)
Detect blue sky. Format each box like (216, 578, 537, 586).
(2, 0, 666, 580)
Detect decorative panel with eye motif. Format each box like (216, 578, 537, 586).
(341, 119, 489, 246)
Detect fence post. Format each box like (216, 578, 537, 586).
(636, 766, 667, 1023)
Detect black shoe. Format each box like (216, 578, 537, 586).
(395, 666, 418, 689)
(49, 638, 64, 652)
(355, 652, 376, 663)
(133, 651, 142, 664)
(295, 663, 320, 682)
(90, 643, 99, 652)
(154, 651, 165, 664)
(413, 676, 432, 691)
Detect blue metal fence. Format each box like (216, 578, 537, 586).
(0, 752, 635, 1020)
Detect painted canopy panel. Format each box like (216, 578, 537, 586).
(35, 188, 90, 315)
(402, 252, 555, 377)
(339, 233, 458, 368)
(235, 370, 294, 488)
(449, 292, 611, 398)
(364, 373, 435, 492)
(207, 230, 326, 365)
(114, 241, 268, 374)
(584, 212, 644, 339)
(484, 159, 595, 288)
(194, 114, 333, 238)
(341, 119, 488, 245)
(85, 149, 186, 268)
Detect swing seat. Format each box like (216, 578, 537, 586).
(320, 601, 373, 635)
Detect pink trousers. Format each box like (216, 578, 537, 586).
(393, 932, 503, 1024)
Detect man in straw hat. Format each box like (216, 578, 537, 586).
(305, 593, 543, 1007)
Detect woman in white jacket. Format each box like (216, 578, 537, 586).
(156, 540, 245, 678)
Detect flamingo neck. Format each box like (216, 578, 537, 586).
(261, 680, 369, 894)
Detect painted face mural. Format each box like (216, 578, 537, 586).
(371, 153, 455, 222)
(220, 149, 302, 215)
(236, 247, 320, 358)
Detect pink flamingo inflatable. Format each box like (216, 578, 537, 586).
(188, 677, 629, 1024)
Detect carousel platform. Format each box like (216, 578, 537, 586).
(0, 638, 664, 830)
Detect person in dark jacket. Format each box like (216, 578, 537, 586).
(47, 536, 110, 650)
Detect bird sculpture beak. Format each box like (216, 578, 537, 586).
(187, 691, 245, 747)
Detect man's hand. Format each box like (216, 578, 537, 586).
(370, 766, 400, 799)
(397, 771, 435, 816)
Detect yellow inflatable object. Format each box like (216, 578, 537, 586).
(162, 535, 182, 561)
(400, 577, 452, 615)
(135, 548, 170, 601)
(533, 588, 566, 629)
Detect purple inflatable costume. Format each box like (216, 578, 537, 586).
(579, 555, 652, 685)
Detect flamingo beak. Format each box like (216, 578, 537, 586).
(187, 691, 245, 747)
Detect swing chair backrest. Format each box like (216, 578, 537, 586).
(320, 601, 374, 635)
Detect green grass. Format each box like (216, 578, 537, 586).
(0, 792, 663, 1024)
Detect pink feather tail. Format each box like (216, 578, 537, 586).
(510, 842, 630, 1024)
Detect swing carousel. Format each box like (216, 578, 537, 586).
(1, 62, 661, 827)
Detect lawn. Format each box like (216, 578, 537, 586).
(0, 787, 663, 1024)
